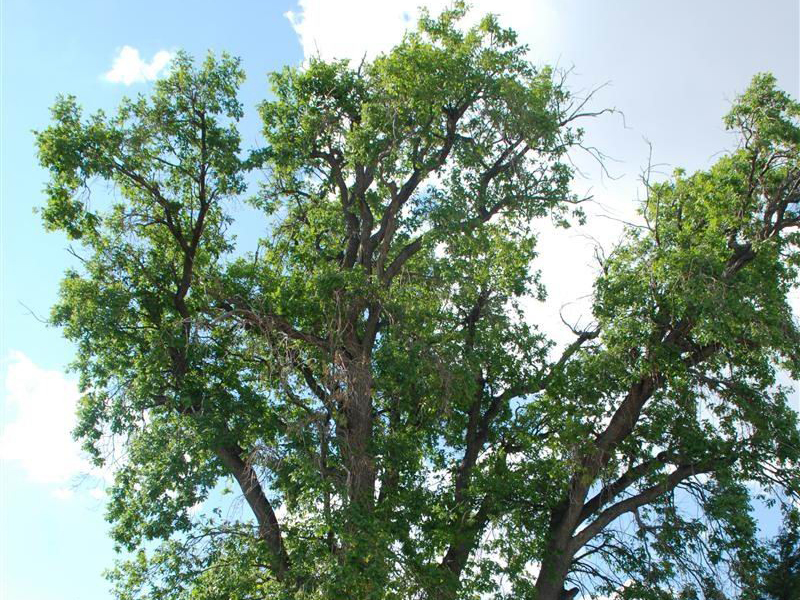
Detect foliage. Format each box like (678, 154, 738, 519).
(35, 6, 800, 600)
(760, 510, 800, 600)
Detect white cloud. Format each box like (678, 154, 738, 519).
(104, 46, 173, 85)
(89, 487, 106, 500)
(53, 487, 75, 500)
(0, 351, 87, 485)
(284, 0, 558, 65)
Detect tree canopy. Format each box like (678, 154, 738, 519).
(35, 6, 800, 600)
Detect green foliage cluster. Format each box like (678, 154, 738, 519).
(35, 6, 800, 600)
(761, 510, 800, 600)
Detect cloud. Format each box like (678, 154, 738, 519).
(53, 487, 75, 500)
(284, 0, 558, 65)
(104, 46, 173, 85)
(188, 500, 204, 516)
(0, 351, 90, 492)
(89, 487, 106, 500)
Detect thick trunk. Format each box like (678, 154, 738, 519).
(339, 355, 376, 508)
(534, 497, 582, 600)
(330, 357, 381, 596)
(534, 549, 574, 600)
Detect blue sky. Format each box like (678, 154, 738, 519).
(1, 1, 798, 599)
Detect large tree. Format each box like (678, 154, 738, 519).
(35, 7, 800, 600)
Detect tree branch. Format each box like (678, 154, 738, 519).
(570, 460, 718, 551)
(216, 444, 292, 581)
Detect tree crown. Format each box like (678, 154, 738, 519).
(35, 7, 800, 600)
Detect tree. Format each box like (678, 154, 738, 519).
(761, 510, 800, 600)
(35, 6, 800, 600)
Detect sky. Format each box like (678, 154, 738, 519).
(0, 1, 798, 599)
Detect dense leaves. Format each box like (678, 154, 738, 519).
(761, 510, 800, 600)
(35, 6, 799, 600)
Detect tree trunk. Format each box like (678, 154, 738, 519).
(535, 549, 576, 600)
(339, 355, 377, 508)
(534, 500, 581, 600)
